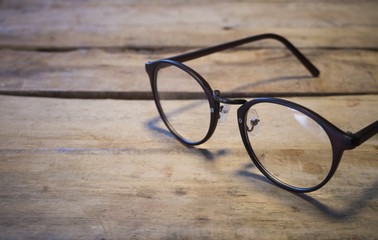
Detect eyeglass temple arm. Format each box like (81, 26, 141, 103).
(350, 121, 378, 148)
(166, 33, 320, 77)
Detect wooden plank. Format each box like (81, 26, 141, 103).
(1, 95, 377, 149)
(0, 0, 377, 49)
(1, 148, 377, 239)
(0, 48, 377, 97)
(0, 95, 377, 239)
(0, 0, 377, 238)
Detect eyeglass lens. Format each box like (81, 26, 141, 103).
(245, 103, 334, 189)
(156, 65, 211, 143)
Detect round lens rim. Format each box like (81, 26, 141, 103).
(149, 59, 220, 145)
(237, 97, 348, 192)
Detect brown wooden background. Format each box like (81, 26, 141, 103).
(0, 0, 377, 239)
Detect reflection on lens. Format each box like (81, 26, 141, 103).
(156, 64, 211, 143)
(246, 103, 333, 189)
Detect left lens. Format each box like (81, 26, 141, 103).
(244, 102, 333, 189)
(156, 64, 211, 144)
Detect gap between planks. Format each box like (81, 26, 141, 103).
(0, 90, 377, 100)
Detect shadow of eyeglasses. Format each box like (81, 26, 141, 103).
(145, 100, 228, 161)
(236, 163, 378, 220)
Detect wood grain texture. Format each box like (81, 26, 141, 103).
(0, 0, 377, 49)
(1, 0, 377, 239)
(0, 95, 377, 239)
(1, 95, 377, 149)
(0, 48, 377, 96)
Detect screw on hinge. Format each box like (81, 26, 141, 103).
(346, 131, 354, 136)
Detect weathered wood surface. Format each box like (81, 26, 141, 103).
(0, 0, 377, 239)
(0, 49, 377, 96)
(0, 0, 377, 97)
(0, 95, 377, 239)
(0, 0, 377, 49)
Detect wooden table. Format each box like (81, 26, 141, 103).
(0, 1, 377, 239)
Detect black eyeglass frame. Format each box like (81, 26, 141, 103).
(145, 33, 378, 192)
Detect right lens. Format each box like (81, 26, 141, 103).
(156, 64, 212, 143)
(245, 102, 333, 189)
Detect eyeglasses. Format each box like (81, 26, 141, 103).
(145, 33, 378, 192)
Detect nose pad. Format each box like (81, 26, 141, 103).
(247, 108, 260, 136)
(219, 104, 231, 125)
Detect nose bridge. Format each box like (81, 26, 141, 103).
(213, 89, 248, 126)
(212, 90, 247, 105)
